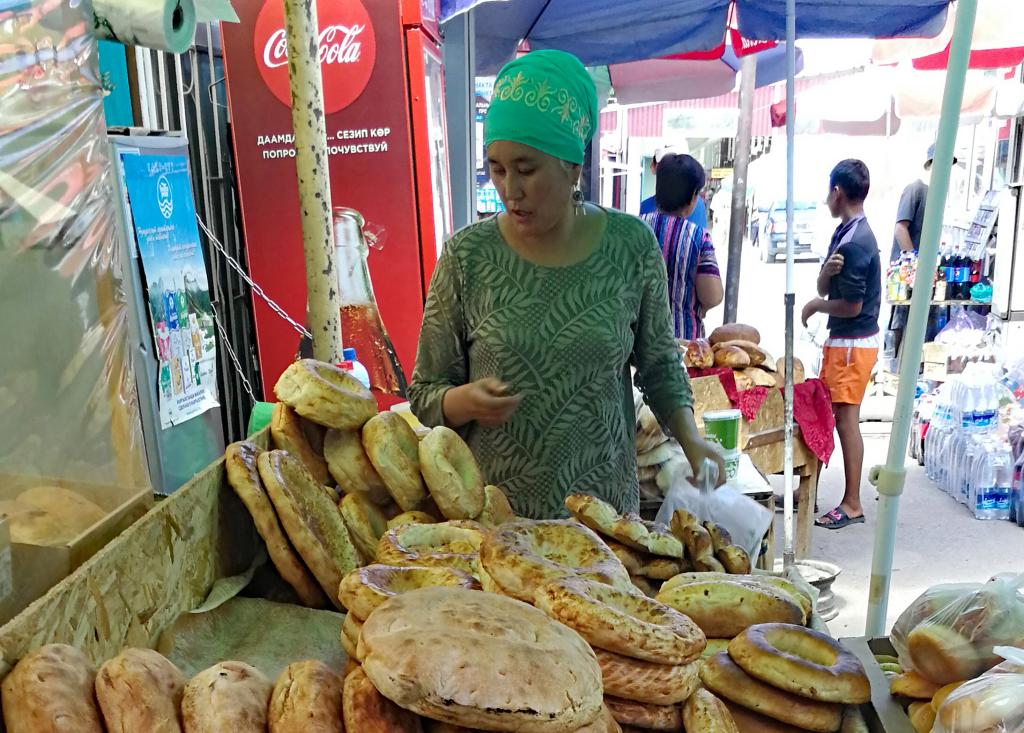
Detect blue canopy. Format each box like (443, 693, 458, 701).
(443, 0, 951, 73)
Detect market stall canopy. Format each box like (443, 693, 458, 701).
(608, 43, 804, 105)
(441, 0, 952, 74)
(872, 0, 1024, 69)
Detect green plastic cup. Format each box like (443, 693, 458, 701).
(703, 409, 741, 453)
(248, 401, 274, 437)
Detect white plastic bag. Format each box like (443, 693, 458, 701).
(655, 458, 772, 558)
(934, 646, 1024, 733)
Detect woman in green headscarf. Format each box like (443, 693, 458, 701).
(409, 50, 724, 520)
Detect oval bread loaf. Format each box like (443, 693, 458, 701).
(656, 579, 805, 638)
(713, 340, 768, 367)
(710, 324, 761, 346)
(715, 347, 750, 369)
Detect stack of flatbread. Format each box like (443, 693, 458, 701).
(633, 391, 691, 502)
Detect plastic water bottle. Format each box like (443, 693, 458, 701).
(340, 347, 371, 389)
(974, 443, 1013, 520)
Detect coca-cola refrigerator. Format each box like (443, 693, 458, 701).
(222, 0, 453, 398)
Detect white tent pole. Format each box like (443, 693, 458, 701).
(864, 0, 978, 637)
(782, 0, 797, 570)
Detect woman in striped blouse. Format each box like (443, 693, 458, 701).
(641, 153, 724, 339)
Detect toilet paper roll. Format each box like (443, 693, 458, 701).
(85, 0, 197, 54)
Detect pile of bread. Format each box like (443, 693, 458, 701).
(633, 395, 689, 502)
(564, 495, 753, 598)
(2, 643, 359, 733)
(697, 622, 871, 733)
(224, 358, 517, 609)
(886, 575, 1024, 733)
(0, 484, 109, 546)
(680, 324, 805, 392)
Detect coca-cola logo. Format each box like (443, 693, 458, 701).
(253, 0, 376, 114)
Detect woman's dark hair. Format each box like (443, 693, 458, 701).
(655, 153, 705, 213)
(829, 159, 870, 203)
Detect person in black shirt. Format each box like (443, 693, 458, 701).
(801, 160, 881, 529)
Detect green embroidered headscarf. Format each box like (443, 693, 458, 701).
(484, 50, 598, 165)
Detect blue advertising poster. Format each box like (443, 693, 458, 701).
(122, 154, 219, 429)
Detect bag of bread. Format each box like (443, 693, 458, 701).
(890, 575, 1024, 685)
(934, 647, 1024, 733)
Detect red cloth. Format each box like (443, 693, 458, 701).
(687, 367, 740, 403)
(689, 368, 836, 465)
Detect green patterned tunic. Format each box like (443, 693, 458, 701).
(409, 210, 693, 519)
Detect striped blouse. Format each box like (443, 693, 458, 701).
(641, 212, 721, 339)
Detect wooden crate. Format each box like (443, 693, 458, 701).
(0, 475, 153, 625)
(840, 636, 916, 733)
(0, 438, 263, 673)
(692, 376, 787, 454)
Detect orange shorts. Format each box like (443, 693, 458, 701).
(820, 336, 879, 405)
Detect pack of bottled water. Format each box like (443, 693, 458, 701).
(925, 363, 1013, 520)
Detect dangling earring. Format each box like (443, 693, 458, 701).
(572, 184, 585, 216)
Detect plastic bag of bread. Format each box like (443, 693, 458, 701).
(934, 647, 1024, 733)
(654, 458, 771, 559)
(679, 339, 714, 369)
(890, 574, 1024, 685)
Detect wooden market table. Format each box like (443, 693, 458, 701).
(691, 376, 821, 566)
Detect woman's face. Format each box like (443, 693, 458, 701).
(487, 140, 578, 240)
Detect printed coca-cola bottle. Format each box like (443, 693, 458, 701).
(333, 207, 408, 399)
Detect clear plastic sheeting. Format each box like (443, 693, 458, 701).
(0, 0, 150, 524)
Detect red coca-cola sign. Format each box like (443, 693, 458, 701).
(253, 0, 377, 114)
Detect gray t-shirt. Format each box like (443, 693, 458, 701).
(891, 179, 928, 263)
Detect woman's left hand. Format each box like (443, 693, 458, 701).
(682, 437, 727, 488)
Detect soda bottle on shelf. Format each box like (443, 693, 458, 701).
(333, 207, 409, 399)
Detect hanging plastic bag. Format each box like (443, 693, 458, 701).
(890, 574, 1024, 685)
(655, 458, 772, 559)
(934, 646, 1024, 733)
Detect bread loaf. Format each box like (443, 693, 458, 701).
(744, 367, 778, 389)
(96, 648, 186, 733)
(2, 644, 104, 733)
(268, 660, 345, 733)
(733, 370, 754, 391)
(181, 661, 273, 733)
(680, 339, 715, 369)
(656, 580, 804, 638)
(710, 324, 760, 346)
(713, 340, 768, 367)
(776, 357, 806, 385)
(715, 347, 750, 369)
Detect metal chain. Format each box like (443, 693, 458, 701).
(210, 304, 258, 403)
(196, 216, 312, 339)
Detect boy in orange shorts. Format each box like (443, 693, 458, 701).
(801, 160, 881, 529)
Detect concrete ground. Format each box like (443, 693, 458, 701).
(768, 421, 1024, 638)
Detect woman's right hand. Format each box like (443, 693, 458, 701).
(443, 378, 522, 428)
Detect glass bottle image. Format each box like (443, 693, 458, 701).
(333, 207, 408, 398)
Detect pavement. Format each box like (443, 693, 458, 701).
(768, 422, 1024, 638)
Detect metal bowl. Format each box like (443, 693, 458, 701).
(775, 559, 842, 622)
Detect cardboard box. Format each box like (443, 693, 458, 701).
(0, 476, 151, 624)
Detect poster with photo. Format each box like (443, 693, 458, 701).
(122, 153, 219, 429)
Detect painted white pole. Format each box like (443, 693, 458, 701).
(865, 0, 978, 637)
(782, 0, 797, 570)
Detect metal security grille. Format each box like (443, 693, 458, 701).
(135, 24, 262, 443)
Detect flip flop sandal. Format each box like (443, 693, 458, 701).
(815, 507, 865, 530)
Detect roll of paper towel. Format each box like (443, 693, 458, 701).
(85, 0, 197, 54)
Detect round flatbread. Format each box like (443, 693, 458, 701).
(258, 450, 361, 608)
(360, 587, 604, 732)
(225, 442, 327, 607)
